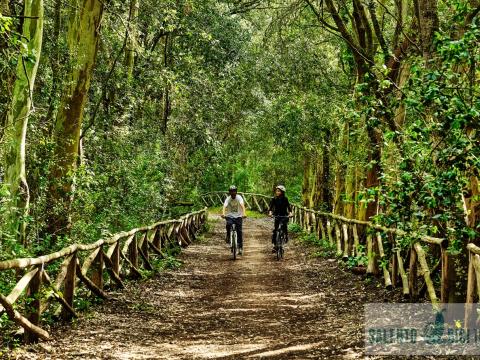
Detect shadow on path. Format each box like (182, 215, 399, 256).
(13, 215, 387, 359)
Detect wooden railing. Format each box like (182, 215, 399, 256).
(0, 208, 207, 343)
(202, 192, 448, 306)
(465, 243, 480, 324)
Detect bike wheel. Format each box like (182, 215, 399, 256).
(276, 231, 282, 261)
(232, 231, 237, 260)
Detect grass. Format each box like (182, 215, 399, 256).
(294, 228, 337, 258)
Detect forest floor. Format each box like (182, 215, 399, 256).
(11, 215, 427, 359)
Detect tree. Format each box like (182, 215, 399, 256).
(3, 0, 43, 244)
(46, 0, 104, 237)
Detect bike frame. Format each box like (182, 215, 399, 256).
(273, 215, 290, 260)
(231, 223, 237, 260)
(226, 217, 239, 260)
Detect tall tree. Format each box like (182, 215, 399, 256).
(47, 0, 104, 237)
(3, 0, 43, 244)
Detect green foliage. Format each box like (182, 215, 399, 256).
(295, 229, 337, 258)
(287, 223, 303, 233)
(377, 19, 480, 253)
(345, 245, 368, 269)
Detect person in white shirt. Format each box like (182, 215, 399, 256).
(221, 185, 247, 255)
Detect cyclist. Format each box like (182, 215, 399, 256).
(268, 185, 293, 251)
(221, 185, 247, 255)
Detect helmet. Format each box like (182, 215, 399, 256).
(276, 185, 286, 193)
(229, 185, 237, 191)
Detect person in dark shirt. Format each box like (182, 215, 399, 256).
(268, 185, 293, 250)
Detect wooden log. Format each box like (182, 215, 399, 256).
(201, 196, 209, 207)
(180, 225, 192, 245)
(409, 246, 418, 300)
(366, 234, 375, 276)
(342, 223, 349, 259)
(41, 271, 78, 319)
(312, 211, 445, 246)
(82, 248, 101, 276)
(440, 243, 450, 303)
(352, 224, 360, 255)
(176, 225, 189, 247)
(119, 251, 142, 279)
(326, 219, 334, 245)
(253, 196, 262, 212)
(0, 267, 39, 316)
(75, 261, 108, 299)
(216, 193, 224, 205)
(90, 247, 104, 290)
(129, 234, 139, 270)
(25, 266, 42, 343)
(413, 242, 438, 307)
(148, 241, 166, 258)
(376, 233, 392, 290)
(62, 253, 77, 320)
(468, 243, 480, 255)
(335, 222, 342, 257)
(0, 294, 50, 341)
(304, 208, 309, 231)
(138, 246, 153, 271)
(391, 245, 398, 288)
(319, 217, 326, 241)
(472, 254, 480, 300)
(54, 255, 72, 291)
(465, 251, 476, 327)
(396, 251, 409, 296)
(243, 195, 251, 210)
(466, 251, 476, 304)
(109, 242, 121, 275)
(311, 212, 317, 235)
(121, 234, 136, 254)
(102, 252, 125, 288)
(141, 232, 151, 264)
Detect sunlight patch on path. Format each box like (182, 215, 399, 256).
(246, 342, 323, 358)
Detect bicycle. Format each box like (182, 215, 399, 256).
(230, 222, 238, 260)
(272, 215, 291, 261)
(222, 215, 244, 260)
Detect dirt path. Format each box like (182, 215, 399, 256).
(13, 216, 388, 359)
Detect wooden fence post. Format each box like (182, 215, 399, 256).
(440, 241, 450, 303)
(335, 221, 342, 256)
(319, 216, 326, 241)
(326, 219, 334, 245)
(25, 266, 42, 343)
(342, 223, 349, 259)
(376, 233, 392, 290)
(129, 235, 139, 278)
(62, 253, 77, 320)
(352, 224, 360, 256)
(396, 251, 409, 296)
(366, 233, 375, 276)
(111, 242, 120, 275)
(409, 246, 418, 300)
(91, 246, 104, 290)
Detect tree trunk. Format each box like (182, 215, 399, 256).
(415, 0, 439, 61)
(3, 0, 43, 245)
(162, 33, 172, 133)
(47, 0, 104, 237)
(125, 0, 139, 81)
(302, 153, 314, 208)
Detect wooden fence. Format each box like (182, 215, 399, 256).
(202, 192, 451, 306)
(0, 208, 207, 343)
